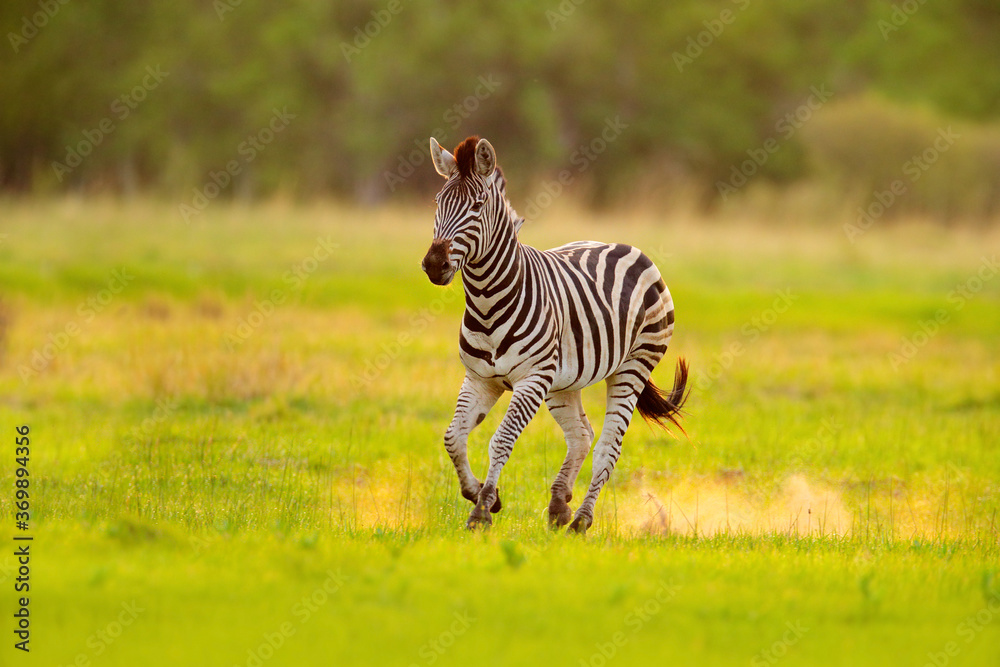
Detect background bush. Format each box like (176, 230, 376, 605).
(801, 96, 1000, 221)
(2, 0, 999, 220)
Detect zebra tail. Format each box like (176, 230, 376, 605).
(635, 357, 690, 435)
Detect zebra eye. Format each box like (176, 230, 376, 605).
(471, 199, 483, 212)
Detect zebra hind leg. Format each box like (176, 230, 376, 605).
(545, 390, 594, 528)
(568, 366, 649, 534)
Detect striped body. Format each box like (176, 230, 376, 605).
(460, 241, 673, 394)
(422, 135, 688, 533)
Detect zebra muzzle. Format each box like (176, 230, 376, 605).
(421, 238, 455, 285)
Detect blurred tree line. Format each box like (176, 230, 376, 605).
(1, 0, 999, 220)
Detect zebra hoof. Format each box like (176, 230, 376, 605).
(568, 514, 591, 535)
(471, 483, 501, 513)
(466, 506, 493, 530)
(547, 502, 572, 528)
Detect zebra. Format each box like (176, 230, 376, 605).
(420, 135, 689, 534)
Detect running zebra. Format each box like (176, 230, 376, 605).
(421, 135, 689, 534)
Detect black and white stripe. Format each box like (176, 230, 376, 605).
(421, 136, 689, 533)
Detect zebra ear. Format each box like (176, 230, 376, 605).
(513, 216, 524, 234)
(430, 138, 456, 179)
(475, 138, 496, 178)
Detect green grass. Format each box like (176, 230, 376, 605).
(0, 198, 999, 665)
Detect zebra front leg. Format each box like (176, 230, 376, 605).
(568, 372, 645, 534)
(545, 390, 594, 528)
(444, 375, 503, 505)
(467, 376, 550, 529)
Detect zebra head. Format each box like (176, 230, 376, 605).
(422, 135, 499, 286)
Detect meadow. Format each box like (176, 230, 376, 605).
(0, 198, 998, 666)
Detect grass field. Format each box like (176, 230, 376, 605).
(1, 198, 999, 666)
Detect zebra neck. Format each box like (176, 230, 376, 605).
(461, 215, 524, 325)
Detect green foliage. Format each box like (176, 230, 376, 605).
(801, 95, 1000, 221)
(2, 0, 1000, 216)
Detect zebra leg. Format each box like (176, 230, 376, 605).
(467, 376, 549, 529)
(545, 390, 594, 528)
(445, 374, 503, 505)
(568, 367, 648, 534)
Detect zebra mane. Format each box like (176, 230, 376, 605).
(453, 136, 481, 179)
(492, 167, 524, 233)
